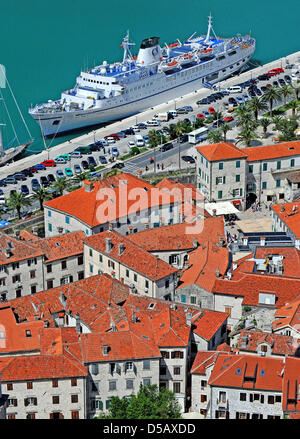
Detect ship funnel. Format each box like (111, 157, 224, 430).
(136, 37, 162, 66)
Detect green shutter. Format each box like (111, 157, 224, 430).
(223, 176, 226, 184)
(240, 188, 243, 196)
(98, 400, 103, 410)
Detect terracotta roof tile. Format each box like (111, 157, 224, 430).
(271, 202, 300, 239)
(29, 231, 85, 262)
(237, 330, 296, 356)
(0, 233, 43, 266)
(246, 140, 300, 162)
(196, 142, 247, 162)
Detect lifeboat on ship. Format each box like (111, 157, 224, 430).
(177, 53, 195, 66)
(158, 60, 181, 73)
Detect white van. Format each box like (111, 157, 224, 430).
(135, 134, 145, 147)
(0, 196, 6, 205)
(146, 120, 159, 127)
(168, 110, 177, 118)
(225, 85, 242, 94)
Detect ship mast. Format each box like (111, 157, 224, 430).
(121, 30, 136, 63)
(204, 13, 218, 43)
(0, 124, 4, 158)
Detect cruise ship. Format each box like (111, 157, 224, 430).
(29, 16, 256, 137)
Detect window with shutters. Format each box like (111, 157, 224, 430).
(71, 394, 78, 403)
(26, 413, 36, 419)
(201, 394, 207, 403)
(7, 383, 13, 391)
(125, 361, 134, 372)
(71, 378, 77, 387)
(27, 382, 33, 389)
(240, 393, 247, 401)
(173, 382, 181, 393)
(52, 379, 58, 388)
(7, 414, 15, 419)
(161, 351, 169, 359)
(71, 411, 79, 419)
(7, 398, 17, 407)
(174, 367, 181, 375)
(24, 397, 37, 406)
(268, 395, 275, 404)
(109, 381, 116, 391)
(52, 395, 59, 404)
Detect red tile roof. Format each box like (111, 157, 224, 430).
(196, 142, 247, 162)
(44, 173, 177, 227)
(84, 230, 178, 280)
(29, 231, 85, 262)
(126, 217, 225, 252)
(0, 354, 87, 381)
(214, 273, 300, 308)
(255, 247, 300, 278)
(237, 330, 297, 356)
(282, 357, 300, 413)
(208, 354, 284, 390)
(192, 310, 228, 341)
(273, 295, 300, 332)
(191, 351, 228, 375)
(246, 141, 300, 162)
(177, 240, 229, 292)
(0, 233, 43, 266)
(271, 202, 300, 239)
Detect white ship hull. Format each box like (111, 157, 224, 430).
(30, 18, 256, 137)
(32, 50, 254, 137)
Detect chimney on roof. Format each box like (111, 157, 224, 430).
(118, 243, 125, 256)
(110, 316, 117, 332)
(193, 239, 198, 249)
(260, 237, 266, 247)
(131, 311, 137, 323)
(144, 222, 149, 230)
(102, 345, 109, 356)
(105, 237, 112, 253)
(14, 230, 20, 240)
(216, 267, 220, 278)
(108, 223, 113, 231)
(44, 320, 49, 328)
(84, 180, 94, 192)
(4, 248, 11, 259)
(281, 204, 285, 213)
(212, 209, 217, 217)
(186, 312, 192, 326)
(75, 313, 81, 335)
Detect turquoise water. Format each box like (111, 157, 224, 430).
(0, 0, 299, 156)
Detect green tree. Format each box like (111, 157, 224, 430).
(130, 146, 140, 156)
(234, 105, 255, 130)
(272, 114, 283, 132)
(168, 124, 179, 140)
(7, 191, 31, 220)
(148, 129, 160, 148)
(207, 129, 223, 144)
(280, 84, 293, 106)
(292, 83, 300, 100)
(277, 117, 298, 141)
(32, 186, 52, 211)
(219, 123, 230, 142)
(235, 126, 259, 147)
(51, 177, 68, 196)
(287, 100, 300, 117)
(259, 117, 271, 139)
(262, 86, 282, 116)
(246, 97, 268, 120)
(195, 118, 204, 129)
(98, 383, 181, 419)
(74, 172, 88, 186)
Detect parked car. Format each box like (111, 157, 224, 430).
(111, 147, 119, 157)
(4, 176, 17, 184)
(56, 169, 64, 178)
(116, 131, 127, 138)
(183, 105, 193, 112)
(47, 174, 56, 183)
(87, 156, 97, 167)
(99, 156, 107, 164)
(20, 185, 29, 195)
(0, 179, 7, 187)
(124, 128, 135, 135)
(179, 134, 188, 143)
(236, 96, 244, 104)
(31, 179, 40, 190)
(40, 176, 49, 187)
(89, 143, 100, 152)
(197, 113, 205, 119)
(13, 173, 26, 181)
(41, 160, 56, 167)
(64, 168, 73, 177)
(29, 166, 38, 173)
(81, 160, 89, 170)
(21, 169, 33, 177)
(128, 140, 135, 148)
(33, 163, 46, 171)
(223, 115, 234, 122)
(74, 164, 82, 174)
(69, 151, 82, 159)
(74, 146, 91, 154)
(181, 155, 195, 163)
(208, 107, 215, 114)
(54, 157, 67, 164)
(137, 123, 147, 130)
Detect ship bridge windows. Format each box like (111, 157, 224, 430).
(52, 120, 60, 126)
(228, 50, 237, 56)
(217, 55, 226, 61)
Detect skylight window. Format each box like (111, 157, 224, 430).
(55, 242, 61, 247)
(148, 303, 156, 310)
(260, 369, 265, 376)
(236, 368, 242, 375)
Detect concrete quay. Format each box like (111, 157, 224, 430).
(1, 50, 300, 180)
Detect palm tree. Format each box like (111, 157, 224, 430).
(7, 191, 32, 220)
(262, 86, 282, 116)
(32, 186, 52, 211)
(246, 97, 268, 121)
(235, 127, 259, 147)
(292, 83, 300, 100)
(207, 129, 223, 144)
(271, 114, 283, 132)
(287, 100, 300, 117)
(51, 177, 68, 197)
(234, 105, 254, 129)
(259, 117, 271, 139)
(148, 129, 160, 148)
(280, 85, 293, 106)
(219, 123, 230, 142)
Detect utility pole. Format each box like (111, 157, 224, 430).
(178, 136, 181, 170)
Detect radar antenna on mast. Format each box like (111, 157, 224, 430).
(120, 30, 136, 63)
(204, 13, 218, 43)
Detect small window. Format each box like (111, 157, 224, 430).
(219, 162, 224, 170)
(236, 160, 240, 168)
(143, 360, 150, 370)
(27, 382, 33, 390)
(52, 396, 59, 404)
(71, 394, 78, 403)
(52, 380, 58, 388)
(126, 379, 134, 390)
(109, 381, 116, 391)
(240, 393, 246, 401)
(71, 378, 77, 387)
(26, 330, 31, 338)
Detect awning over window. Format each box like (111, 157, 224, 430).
(232, 200, 241, 206)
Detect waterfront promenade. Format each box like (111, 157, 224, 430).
(1, 50, 300, 180)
